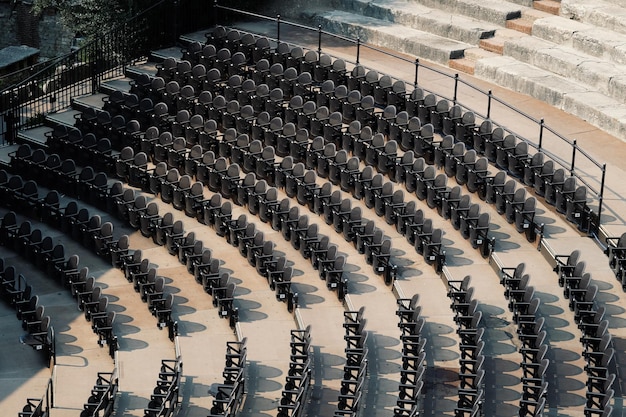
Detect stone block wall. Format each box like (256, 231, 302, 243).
(0, 3, 72, 59)
(0, 3, 18, 49)
(38, 10, 73, 57)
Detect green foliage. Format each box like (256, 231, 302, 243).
(32, 0, 154, 39)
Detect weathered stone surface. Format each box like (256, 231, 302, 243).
(561, 0, 626, 35)
(532, 16, 587, 45)
(502, 36, 553, 63)
(562, 90, 626, 140)
(314, 10, 472, 64)
(505, 0, 533, 7)
(474, 55, 588, 107)
(334, 0, 499, 45)
(576, 61, 623, 95)
(404, 0, 522, 26)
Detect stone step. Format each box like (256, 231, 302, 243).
(474, 55, 626, 141)
(464, 47, 502, 61)
(479, 27, 527, 54)
(405, 0, 524, 26)
(561, 0, 626, 36)
(449, 47, 501, 74)
(505, 17, 533, 34)
(509, 6, 553, 33)
(313, 10, 472, 65)
(449, 57, 476, 74)
(503, 34, 626, 106)
(505, 0, 533, 6)
(333, 0, 499, 45)
(532, 16, 626, 66)
(533, 0, 560, 15)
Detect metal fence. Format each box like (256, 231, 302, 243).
(0, 0, 608, 234)
(0, 0, 214, 144)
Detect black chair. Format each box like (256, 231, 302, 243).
(544, 168, 566, 206)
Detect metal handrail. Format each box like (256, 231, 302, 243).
(0, 0, 168, 99)
(213, 3, 607, 234)
(0, 0, 608, 232)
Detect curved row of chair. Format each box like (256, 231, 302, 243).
(338, 307, 368, 416)
(0, 171, 178, 338)
(44, 124, 118, 175)
(605, 233, 626, 284)
(277, 326, 313, 417)
(0, 210, 118, 354)
(447, 275, 484, 417)
(196, 26, 589, 244)
(208, 338, 247, 417)
(552, 251, 615, 417)
(143, 358, 182, 417)
(7, 146, 110, 206)
(80, 371, 118, 417)
(395, 294, 426, 416)
(113, 178, 300, 311)
(73, 105, 142, 151)
(233, 26, 591, 232)
(499, 265, 549, 416)
(0, 258, 55, 366)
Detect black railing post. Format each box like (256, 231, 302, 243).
(487, 90, 492, 119)
(5, 110, 15, 145)
(213, 0, 218, 27)
(356, 37, 361, 64)
(453, 73, 459, 104)
(597, 163, 606, 231)
(91, 40, 99, 94)
(173, 0, 180, 44)
(318, 25, 322, 54)
(277, 14, 281, 44)
(571, 139, 577, 174)
(538, 118, 544, 150)
(414, 58, 419, 86)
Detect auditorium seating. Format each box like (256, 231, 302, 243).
(277, 327, 313, 417)
(209, 339, 247, 416)
(143, 358, 182, 417)
(3, 12, 625, 417)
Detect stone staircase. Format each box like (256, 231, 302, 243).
(285, 0, 626, 142)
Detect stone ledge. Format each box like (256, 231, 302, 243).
(474, 55, 626, 142)
(533, 0, 560, 15)
(561, 0, 626, 36)
(449, 57, 475, 75)
(335, 0, 499, 45)
(403, 0, 523, 26)
(315, 10, 472, 65)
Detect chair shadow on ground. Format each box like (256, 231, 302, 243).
(234, 298, 267, 322)
(422, 322, 459, 363)
(423, 366, 458, 416)
(240, 361, 283, 415)
(487, 222, 521, 252)
(346, 271, 378, 294)
(290, 282, 326, 307)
